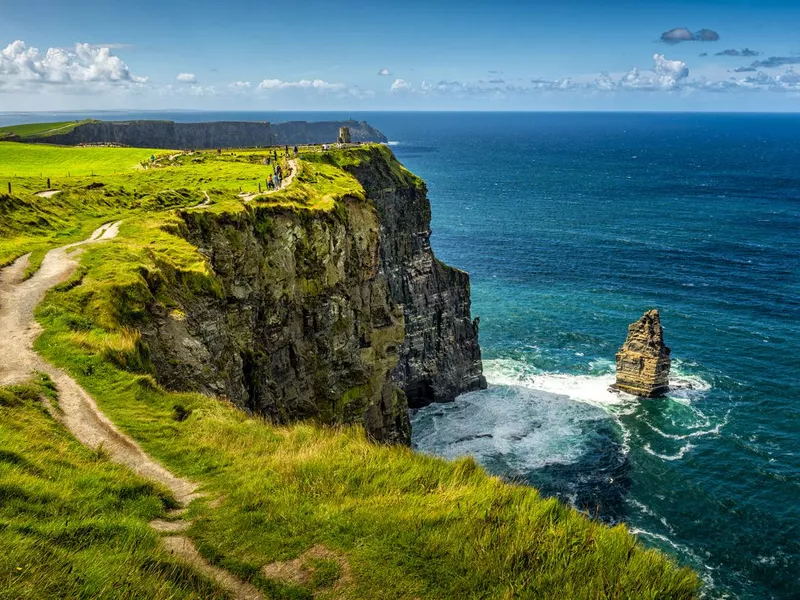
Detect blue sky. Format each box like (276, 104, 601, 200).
(2, 0, 800, 111)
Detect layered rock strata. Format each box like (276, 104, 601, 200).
(140, 146, 484, 444)
(614, 309, 671, 398)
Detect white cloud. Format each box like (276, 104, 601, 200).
(378, 68, 391, 76)
(176, 72, 197, 83)
(618, 54, 689, 90)
(0, 40, 147, 92)
(188, 84, 216, 96)
(257, 78, 346, 91)
(390, 78, 411, 92)
(229, 81, 252, 89)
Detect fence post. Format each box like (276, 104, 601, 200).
(7, 182, 10, 195)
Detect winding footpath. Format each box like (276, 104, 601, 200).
(0, 223, 263, 600)
(238, 158, 298, 201)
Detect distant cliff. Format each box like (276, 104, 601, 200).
(24, 119, 387, 149)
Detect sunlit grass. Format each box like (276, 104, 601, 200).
(0, 375, 226, 599)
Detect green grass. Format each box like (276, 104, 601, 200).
(0, 375, 227, 599)
(0, 140, 164, 177)
(0, 120, 86, 140)
(0, 142, 295, 268)
(0, 142, 699, 598)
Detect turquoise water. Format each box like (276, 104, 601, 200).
(383, 113, 799, 600)
(2, 110, 798, 598)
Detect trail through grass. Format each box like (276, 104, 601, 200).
(0, 376, 227, 599)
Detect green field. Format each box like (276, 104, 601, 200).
(0, 142, 700, 599)
(0, 120, 86, 140)
(0, 141, 162, 176)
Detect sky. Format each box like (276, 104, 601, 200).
(1, 0, 800, 112)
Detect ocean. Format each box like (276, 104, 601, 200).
(2, 110, 798, 599)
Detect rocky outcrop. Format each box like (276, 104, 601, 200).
(28, 120, 387, 149)
(614, 309, 671, 398)
(140, 146, 484, 443)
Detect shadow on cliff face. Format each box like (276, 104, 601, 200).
(411, 386, 631, 523)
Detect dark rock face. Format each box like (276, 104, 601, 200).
(31, 119, 387, 149)
(140, 147, 484, 443)
(614, 309, 671, 398)
(341, 147, 487, 408)
(143, 202, 410, 443)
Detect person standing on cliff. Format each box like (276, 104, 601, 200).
(293, 145, 298, 156)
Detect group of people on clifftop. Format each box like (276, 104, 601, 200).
(267, 162, 284, 190)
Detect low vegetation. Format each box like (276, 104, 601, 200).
(0, 375, 226, 599)
(0, 140, 699, 598)
(0, 120, 86, 141)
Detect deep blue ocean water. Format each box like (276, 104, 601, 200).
(2, 111, 798, 599)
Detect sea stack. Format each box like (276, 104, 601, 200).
(614, 309, 671, 397)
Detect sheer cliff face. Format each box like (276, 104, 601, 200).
(141, 147, 484, 443)
(341, 148, 487, 407)
(32, 120, 387, 149)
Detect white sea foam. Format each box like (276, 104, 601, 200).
(644, 410, 729, 441)
(643, 442, 695, 461)
(484, 358, 635, 410)
(482, 357, 718, 463)
(387, 140, 400, 146)
(412, 386, 602, 472)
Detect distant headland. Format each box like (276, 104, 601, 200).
(0, 118, 387, 149)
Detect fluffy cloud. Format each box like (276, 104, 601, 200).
(390, 78, 411, 92)
(0, 40, 146, 91)
(661, 28, 719, 44)
(378, 68, 391, 76)
(228, 81, 251, 89)
(257, 78, 346, 91)
(176, 72, 197, 83)
(617, 54, 689, 90)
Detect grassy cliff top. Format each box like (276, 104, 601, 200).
(0, 141, 410, 273)
(0, 119, 89, 140)
(0, 142, 698, 598)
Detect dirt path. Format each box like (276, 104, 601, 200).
(0, 225, 264, 600)
(239, 158, 298, 201)
(189, 190, 212, 209)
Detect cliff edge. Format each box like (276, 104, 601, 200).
(139, 145, 484, 443)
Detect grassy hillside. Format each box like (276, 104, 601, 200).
(0, 376, 226, 599)
(0, 142, 700, 598)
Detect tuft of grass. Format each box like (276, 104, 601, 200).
(0, 377, 227, 599)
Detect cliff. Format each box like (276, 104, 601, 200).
(139, 145, 484, 443)
(2, 142, 699, 598)
(21, 119, 387, 148)
(614, 309, 671, 397)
